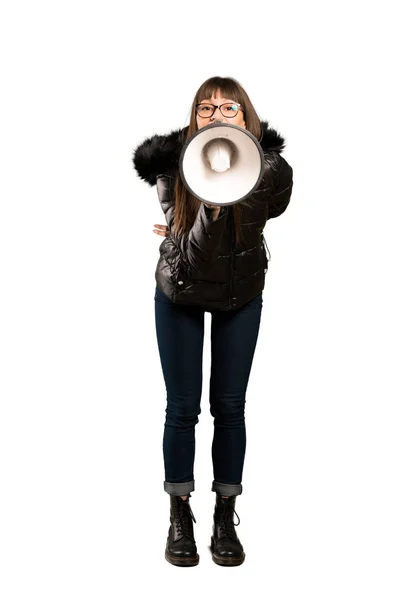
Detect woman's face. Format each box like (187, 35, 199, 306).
(196, 89, 246, 130)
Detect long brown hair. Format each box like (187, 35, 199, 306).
(172, 76, 262, 245)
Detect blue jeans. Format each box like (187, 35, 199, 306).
(154, 286, 263, 497)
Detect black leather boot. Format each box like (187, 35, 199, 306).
(165, 494, 199, 566)
(211, 493, 245, 566)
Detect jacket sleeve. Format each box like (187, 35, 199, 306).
(267, 154, 293, 219)
(156, 174, 228, 273)
(246, 152, 294, 219)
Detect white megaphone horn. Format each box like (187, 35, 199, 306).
(179, 122, 264, 207)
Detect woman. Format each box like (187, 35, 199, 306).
(132, 76, 293, 567)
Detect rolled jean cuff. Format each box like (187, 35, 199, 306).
(212, 480, 243, 496)
(164, 480, 195, 495)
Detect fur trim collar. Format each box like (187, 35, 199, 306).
(132, 121, 285, 186)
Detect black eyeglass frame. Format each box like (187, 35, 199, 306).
(195, 102, 244, 118)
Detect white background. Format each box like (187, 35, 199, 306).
(1, 0, 399, 598)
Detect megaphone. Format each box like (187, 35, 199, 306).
(179, 122, 265, 206)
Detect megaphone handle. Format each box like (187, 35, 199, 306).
(204, 204, 221, 221)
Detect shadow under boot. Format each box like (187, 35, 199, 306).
(165, 493, 199, 566)
(210, 493, 245, 566)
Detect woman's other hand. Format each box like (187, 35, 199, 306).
(152, 203, 221, 237)
(153, 224, 169, 237)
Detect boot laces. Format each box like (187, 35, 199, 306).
(173, 497, 196, 541)
(218, 503, 240, 539)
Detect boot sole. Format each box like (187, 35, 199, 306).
(211, 552, 245, 566)
(210, 538, 245, 566)
(165, 550, 199, 567)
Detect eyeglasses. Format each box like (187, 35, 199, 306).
(195, 102, 244, 118)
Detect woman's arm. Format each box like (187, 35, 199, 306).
(245, 152, 294, 218)
(267, 155, 294, 219)
(155, 174, 228, 273)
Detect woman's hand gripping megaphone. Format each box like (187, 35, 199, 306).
(203, 204, 221, 220)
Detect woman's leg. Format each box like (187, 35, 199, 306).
(209, 292, 263, 496)
(154, 286, 205, 496)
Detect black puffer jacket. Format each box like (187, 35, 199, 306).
(132, 121, 293, 311)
